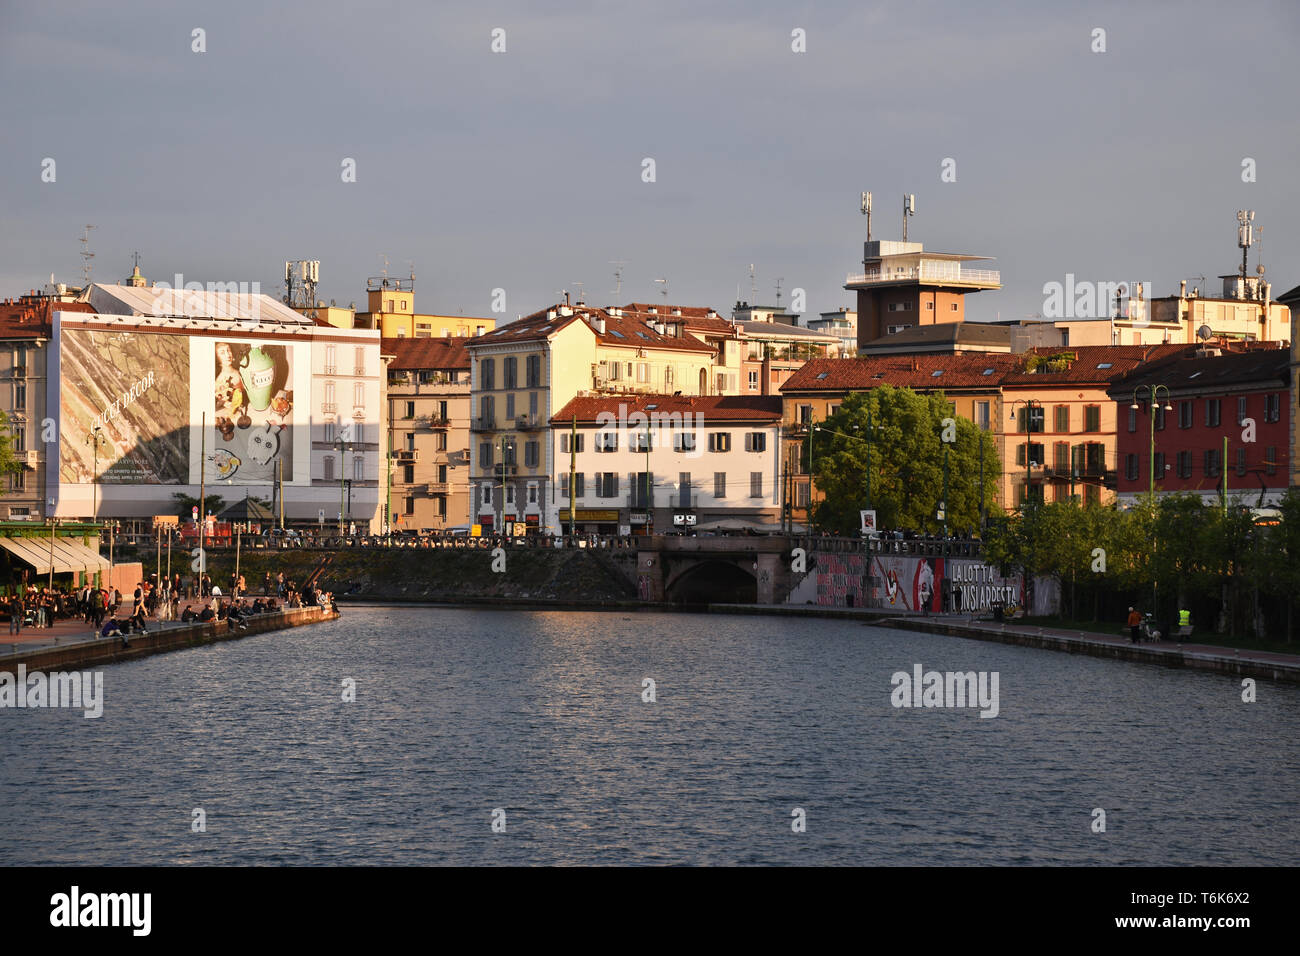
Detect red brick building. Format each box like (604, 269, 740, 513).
(1109, 346, 1290, 507)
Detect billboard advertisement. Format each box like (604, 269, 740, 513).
(209, 340, 294, 483)
(59, 328, 190, 484)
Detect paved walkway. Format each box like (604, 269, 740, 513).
(0, 614, 193, 658)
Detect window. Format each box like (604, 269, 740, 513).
(1265, 447, 1278, 476)
(1126, 454, 1139, 481)
(708, 432, 731, 452)
(404, 496, 414, 515)
(1175, 451, 1190, 479)
(1128, 406, 1137, 433)
(745, 432, 767, 453)
(404, 432, 416, 452)
(355, 346, 365, 375)
(1265, 393, 1281, 423)
(505, 486, 515, 505)
(1085, 443, 1104, 475)
(479, 395, 494, 427)
(324, 381, 335, 409)
(1018, 406, 1044, 433)
(1054, 442, 1070, 471)
(636, 363, 648, 383)
(1203, 449, 1221, 478)
(323, 456, 335, 481)
(560, 473, 586, 498)
(748, 371, 758, 391)
(479, 443, 492, 467)
(529, 392, 538, 419)
(1236, 448, 1247, 477)
(352, 457, 364, 482)
(1205, 398, 1221, 427)
(1054, 405, 1070, 432)
(750, 472, 763, 498)
(528, 484, 538, 504)
(976, 401, 990, 431)
(925, 301, 934, 311)
(505, 393, 516, 420)
(674, 432, 697, 452)
(481, 484, 492, 505)
(480, 358, 495, 390)
(596, 472, 619, 498)
(950, 302, 958, 311)
(1154, 404, 1166, 431)
(631, 472, 653, 507)
(435, 432, 447, 451)
(631, 431, 653, 452)
(1084, 405, 1100, 432)
(1236, 396, 1248, 425)
(714, 472, 726, 498)
(1016, 442, 1044, 466)
(679, 473, 692, 507)
(504, 356, 517, 389)
(1179, 401, 1193, 429)
(795, 482, 810, 506)
(404, 400, 416, 419)
(11, 422, 25, 453)
(325, 345, 336, 373)
(501, 440, 516, 466)
(798, 405, 813, 425)
(1153, 451, 1166, 479)
(436, 496, 447, 517)
(597, 431, 618, 453)
(354, 382, 365, 408)
(524, 441, 539, 468)
(438, 400, 448, 420)
(526, 355, 541, 388)
(437, 464, 447, 482)
(560, 433, 585, 454)
(402, 464, 415, 483)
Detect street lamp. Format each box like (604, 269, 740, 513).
(1130, 385, 1173, 497)
(86, 425, 104, 520)
(333, 438, 352, 534)
(1009, 399, 1043, 511)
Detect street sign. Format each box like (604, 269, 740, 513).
(192, 506, 199, 521)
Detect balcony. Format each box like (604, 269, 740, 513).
(470, 418, 495, 432)
(845, 263, 1001, 289)
(322, 403, 337, 414)
(354, 366, 366, 376)
(324, 365, 337, 375)
(515, 416, 545, 431)
(412, 415, 451, 430)
(391, 449, 419, 463)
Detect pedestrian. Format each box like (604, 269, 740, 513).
(1127, 606, 1141, 644)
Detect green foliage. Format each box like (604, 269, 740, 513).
(0, 410, 23, 494)
(171, 492, 226, 520)
(808, 385, 1001, 534)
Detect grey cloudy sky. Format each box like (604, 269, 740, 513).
(2, 0, 1297, 325)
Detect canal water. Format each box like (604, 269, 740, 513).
(1, 607, 1296, 865)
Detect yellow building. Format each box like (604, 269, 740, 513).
(465, 302, 718, 532)
(296, 277, 498, 338)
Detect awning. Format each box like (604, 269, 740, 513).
(0, 536, 110, 575)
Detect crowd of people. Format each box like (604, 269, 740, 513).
(4, 569, 334, 644)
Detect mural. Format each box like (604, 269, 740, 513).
(209, 341, 294, 483)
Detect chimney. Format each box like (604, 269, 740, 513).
(1179, 279, 1187, 297)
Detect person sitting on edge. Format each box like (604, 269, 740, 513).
(180, 605, 197, 623)
(100, 616, 129, 648)
(198, 605, 215, 623)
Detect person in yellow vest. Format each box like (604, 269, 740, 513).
(1177, 607, 1192, 641)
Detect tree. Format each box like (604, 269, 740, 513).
(171, 492, 225, 521)
(808, 385, 1001, 533)
(0, 410, 24, 494)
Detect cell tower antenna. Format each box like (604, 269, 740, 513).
(1236, 210, 1255, 279)
(902, 194, 915, 243)
(860, 191, 872, 242)
(654, 277, 668, 301)
(609, 259, 627, 299)
(407, 259, 416, 283)
(749, 263, 756, 302)
(775, 277, 784, 308)
(380, 254, 390, 280)
(80, 225, 95, 286)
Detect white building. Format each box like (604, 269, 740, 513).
(545, 394, 784, 535)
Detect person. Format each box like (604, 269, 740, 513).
(100, 616, 129, 648)
(180, 604, 197, 623)
(1177, 607, 1192, 641)
(198, 604, 215, 622)
(1126, 607, 1141, 643)
(7, 596, 19, 635)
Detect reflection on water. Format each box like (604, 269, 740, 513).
(1, 607, 1296, 865)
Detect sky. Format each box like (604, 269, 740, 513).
(2, 0, 1297, 326)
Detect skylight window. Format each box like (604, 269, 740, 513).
(1188, 371, 1202, 379)
(1096, 362, 1112, 369)
(931, 369, 944, 377)
(816, 372, 829, 380)
(608, 329, 625, 338)
(982, 368, 995, 375)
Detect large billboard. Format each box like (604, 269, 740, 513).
(208, 340, 294, 483)
(59, 328, 190, 483)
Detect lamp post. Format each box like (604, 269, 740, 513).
(1009, 399, 1043, 511)
(644, 422, 652, 536)
(86, 425, 104, 520)
(1131, 384, 1172, 620)
(334, 438, 351, 535)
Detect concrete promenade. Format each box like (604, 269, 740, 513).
(0, 605, 336, 676)
(711, 603, 1300, 684)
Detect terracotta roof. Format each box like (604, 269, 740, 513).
(620, 303, 737, 337)
(1109, 346, 1289, 396)
(781, 353, 1024, 392)
(551, 393, 782, 424)
(1000, 344, 1196, 387)
(381, 336, 472, 370)
(0, 296, 93, 339)
(472, 304, 714, 353)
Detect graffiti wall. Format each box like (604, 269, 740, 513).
(787, 550, 1030, 614)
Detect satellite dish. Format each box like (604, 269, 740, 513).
(1197, 325, 1213, 341)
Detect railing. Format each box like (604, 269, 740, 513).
(470, 418, 494, 431)
(845, 265, 1001, 286)
(322, 403, 337, 414)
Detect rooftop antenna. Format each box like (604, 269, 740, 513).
(131, 250, 142, 270)
(572, 281, 585, 305)
(1236, 210, 1255, 279)
(407, 259, 416, 287)
(749, 263, 757, 303)
(775, 277, 784, 308)
(380, 253, 390, 281)
(80, 224, 96, 286)
(902, 194, 915, 243)
(654, 277, 668, 301)
(609, 260, 627, 299)
(860, 191, 872, 242)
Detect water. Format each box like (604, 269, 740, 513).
(1, 607, 1296, 865)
